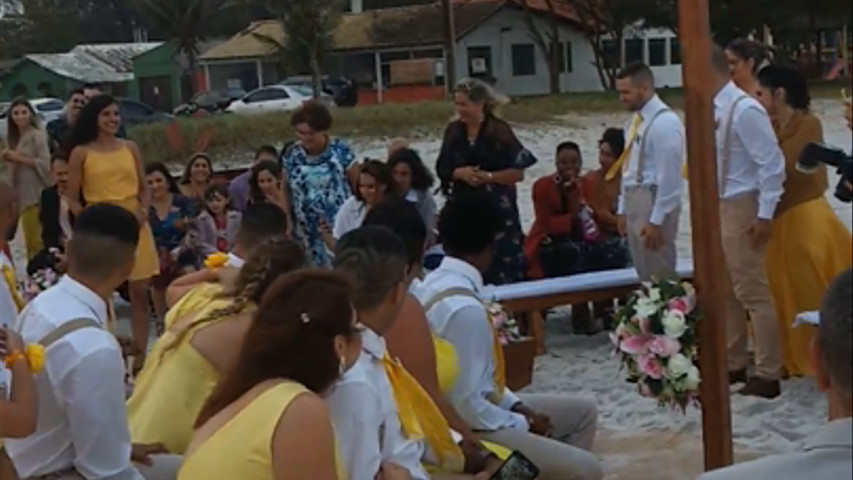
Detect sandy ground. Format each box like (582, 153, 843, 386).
(9, 100, 851, 479)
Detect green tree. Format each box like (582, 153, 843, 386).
(0, 0, 81, 59)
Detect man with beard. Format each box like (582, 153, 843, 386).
(46, 88, 86, 153)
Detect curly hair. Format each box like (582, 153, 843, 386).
(388, 148, 435, 192)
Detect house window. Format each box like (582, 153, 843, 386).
(601, 39, 619, 69)
(468, 46, 493, 80)
(625, 38, 645, 64)
(511, 44, 536, 77)
(649, 38, 667, 66)
(559, 41, 574, 73)
(670, 38, 682, 65)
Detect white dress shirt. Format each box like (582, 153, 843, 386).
(416, 257, 528, 432)
(714, 81, 786, 219)
(226, 252, 245, 268)
(6, 276, 142, 480)
(327, 328, 429, 480)
(333, 196, 367, 240)
(617, 94, 685, 225)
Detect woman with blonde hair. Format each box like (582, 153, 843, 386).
(436, 78, 537, 284)
(0, 98, 51, 259)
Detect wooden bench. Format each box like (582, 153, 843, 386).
(485, 259, 696, 355)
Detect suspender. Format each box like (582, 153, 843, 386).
(720, 95, 751, 190)
(636, 108, 673, 184)
(38, 318, 103, 348)
(421, 287, 481, 313)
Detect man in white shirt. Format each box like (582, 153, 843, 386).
(698, 268, 852, 480)
(614, 62, 685, 281)
(710, 45, 786, 399)
(419, 192, 602, 480)
(7, 204, 178, 479)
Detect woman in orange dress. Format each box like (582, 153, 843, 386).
(66, 95, 160, 370)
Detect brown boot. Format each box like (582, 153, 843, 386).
(738, 377, 781, 399)
(728, 369, 747, 385)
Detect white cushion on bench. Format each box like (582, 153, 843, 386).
(485, 258, 695, 302)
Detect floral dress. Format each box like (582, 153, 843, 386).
(436, 115, 537, 285)
(283, 138, 355, 267)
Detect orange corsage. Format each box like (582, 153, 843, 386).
(204, 252, 229, 269)
(3, 344, 45, 373)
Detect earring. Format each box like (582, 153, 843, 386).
(338, 356, 347, 376)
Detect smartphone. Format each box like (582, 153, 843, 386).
(489, 451, 540, 480)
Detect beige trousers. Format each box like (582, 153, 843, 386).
(21, 455, 182, 480)
(720, 194, 782, 379)
(481, 394, 603, 480)
(624, 187, 680, 281)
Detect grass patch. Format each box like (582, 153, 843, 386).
(129, 80, 848, 166)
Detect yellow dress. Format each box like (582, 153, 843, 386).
(82, 146, 159, 281)
(127, 283, 236, 454)
(179, 381, 346, 480)
(766, 112, 853, 377)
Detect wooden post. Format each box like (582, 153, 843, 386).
(441, 0, 457, 94)
(677, 0, 734, 471)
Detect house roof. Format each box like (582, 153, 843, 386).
(201, 0, 570, 61)
(24, 42, 162, 83)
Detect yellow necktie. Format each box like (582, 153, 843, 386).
(382, 353, 465, 472)
(606, 113, 643, 181)
(1, 264, 26, 312)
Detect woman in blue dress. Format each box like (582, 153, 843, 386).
(283, 101, 355, 267)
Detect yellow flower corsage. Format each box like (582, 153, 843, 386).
(3, 344, 45, 373)
(204, 252, 229, 269)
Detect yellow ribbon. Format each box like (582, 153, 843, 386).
(383, 353, 464, 472)
(606, 113, 643, 181)
(1, 264, 26, 312)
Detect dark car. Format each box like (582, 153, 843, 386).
(118, 98, 172, 128)
(281, 75, 358, 107)
(174, 87, 247, 116)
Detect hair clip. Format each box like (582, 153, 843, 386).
(301, 313, 311, 324)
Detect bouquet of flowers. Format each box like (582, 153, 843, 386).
(610, 279, 701, 411)
(23, 268, 60, 302)
(488, 303, 523, 345)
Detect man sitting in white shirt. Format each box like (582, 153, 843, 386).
(418, 192, 602, 480)
(710, 44, 786, 399)
(7, 204, 179, 480)
(698, 268, 852, 480)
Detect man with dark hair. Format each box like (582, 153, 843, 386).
(363, 198, 427, 275)
(612, 61, 685, 282)
(710, 43, 786, 398)
(228, 144, 280, 213)
(7, 204, 180, 479)
(699, 269, 852, 479)
(46, 88, 86, 152)
(418, 192, 603, 480)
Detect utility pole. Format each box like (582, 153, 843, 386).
(441, 0, 457, 94)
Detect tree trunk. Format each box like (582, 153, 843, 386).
(441, 0, 457, 93)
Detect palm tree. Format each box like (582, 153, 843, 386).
(136, 0, 219, 94)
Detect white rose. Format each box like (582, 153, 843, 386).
(649, 287, 662, 302)
(684, 365, 701, 391)
(666, 353, 692, 379)
(662, 309, 687, 339)
(635, 297, 658, 318)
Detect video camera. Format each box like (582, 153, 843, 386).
(798, 143, 853, 203)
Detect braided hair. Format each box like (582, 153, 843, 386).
(161, 238, 307, 358)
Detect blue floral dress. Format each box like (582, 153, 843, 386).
(283, 138, 355, 267)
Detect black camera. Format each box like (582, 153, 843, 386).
(798, 143, 853, 203)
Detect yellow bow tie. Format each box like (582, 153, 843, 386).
(1, 264, 26, 312)
(383, 353, 464, 472)
(606, 113, 643, 181)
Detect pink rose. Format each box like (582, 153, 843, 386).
(638, 354, 664, 379)
(620, 335, 653, 355)
(668, 297, 689, 313)
(648, 335, 682, 358)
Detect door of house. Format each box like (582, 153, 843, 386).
(139, 76, 174, 112)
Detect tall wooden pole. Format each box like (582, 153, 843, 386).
(441, 0, 457, 94)
(677, 0, 735, 471)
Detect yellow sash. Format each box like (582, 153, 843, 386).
(1, 264, 26, 312)
(383, 353, 465, 472)
(606, 113, 642, 181)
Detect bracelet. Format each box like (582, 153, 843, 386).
(4, 351, 26, 369)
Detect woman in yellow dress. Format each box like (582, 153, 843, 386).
(179, 270, 361, 480)
(756, 64, 853, 377)
(66, 94, 159, 367)
(127, 238, 306, 454)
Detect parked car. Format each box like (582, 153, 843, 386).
(174, 87, 246, 116)
(225, 85, 334, 116)
(118, 98, 172, 128)
(282, 75, 358, 107)
(0, 97, 65, 141)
